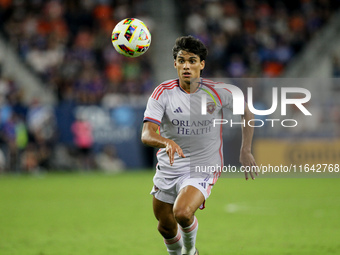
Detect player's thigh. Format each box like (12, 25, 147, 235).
(153, 196, 176, 225)
(173, 185, 205, 217)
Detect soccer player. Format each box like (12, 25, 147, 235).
(141, 35, 257, 255)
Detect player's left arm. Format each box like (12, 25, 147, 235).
(240, 103, 258, 180)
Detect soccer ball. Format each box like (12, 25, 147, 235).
(111, 18, 151, 58)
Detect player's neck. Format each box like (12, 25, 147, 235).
(179, 78, 200, 94)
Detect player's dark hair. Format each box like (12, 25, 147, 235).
(172, 35, 208, 61)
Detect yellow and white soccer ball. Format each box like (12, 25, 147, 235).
(111, 18, 151, 57)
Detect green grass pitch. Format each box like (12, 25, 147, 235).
(0, 171, 339, 255)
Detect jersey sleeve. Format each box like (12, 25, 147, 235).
(143, 94, 165, 126)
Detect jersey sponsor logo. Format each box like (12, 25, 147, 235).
(207, 102, 216, 114)
(171, 118, 215, 135)
(174, 107, 183, 113)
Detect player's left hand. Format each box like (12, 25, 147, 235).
(239, 150, 258, 180)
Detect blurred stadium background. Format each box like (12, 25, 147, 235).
(0, 1, 340, 254)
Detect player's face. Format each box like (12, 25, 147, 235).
(174, 50, 205, 89)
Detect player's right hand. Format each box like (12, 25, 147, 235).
(165, 140, 185, 166)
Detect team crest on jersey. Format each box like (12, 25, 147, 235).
(207, 102, 216, 114)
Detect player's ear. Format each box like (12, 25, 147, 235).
(200, 60, 205, 70)
(174, 59, 177, 69)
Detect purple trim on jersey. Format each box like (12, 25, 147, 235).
(178, 83, 188, 94)
(143, 117, 161, 125)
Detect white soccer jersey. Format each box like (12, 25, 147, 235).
(143, 78, 233, 180)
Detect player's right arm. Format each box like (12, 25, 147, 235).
(141, 121, 185, 166)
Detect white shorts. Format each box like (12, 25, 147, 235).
(150, 167, 217, 209)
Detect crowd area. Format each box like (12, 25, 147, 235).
(0, 0, 339, 173)
(176, 0, 340, 78)
(0, 0, 155, 103)
(0, 0, 152, 172)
